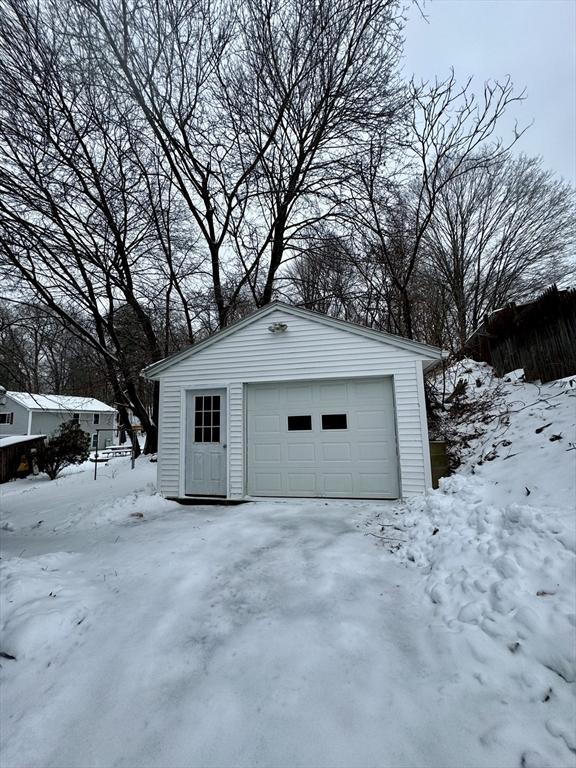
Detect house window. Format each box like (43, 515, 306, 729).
(287, 415, 312, 431)
(194, 395, 221, 443)
(72, 413, 80, 421)
(0, 412, 14, 425)
(93, 413, 100, 425)
(91, 433, 98, 449)
(321, 414, 348, 430)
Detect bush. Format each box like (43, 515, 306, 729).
(42, 420, 91, 480)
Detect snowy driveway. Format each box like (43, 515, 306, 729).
(0, 461, 574, 768)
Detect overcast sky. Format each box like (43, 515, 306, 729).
(403, 0, 576, 186)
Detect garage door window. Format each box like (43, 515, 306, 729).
(322, 414, 348, 430)
(194, 395, 221, 442)
(287, 415, 312, 431)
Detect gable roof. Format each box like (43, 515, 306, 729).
(142, 302, 444, 379)
(5, 392, 116, 413)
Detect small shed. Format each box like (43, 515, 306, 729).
(0, 435, 46, 484)
(0, 391, 117, 450)
(143, 303, 444, 501)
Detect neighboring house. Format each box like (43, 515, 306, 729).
(143, 302, 444, 502)
(0, 389, 117, 450)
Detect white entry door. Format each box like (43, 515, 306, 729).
(185, 390, 227, 495)
(247, 378, 399, 498)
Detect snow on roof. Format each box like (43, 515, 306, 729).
(0, 435, 46, 448)
(6, 392, 116, 413)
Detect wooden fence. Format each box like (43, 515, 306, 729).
(465, 286, 576, 383)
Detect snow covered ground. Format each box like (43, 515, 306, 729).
(0, 365, 575, 768)
(396, 362, 576, 768)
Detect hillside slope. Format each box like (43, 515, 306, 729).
(396, 361, 576, 767)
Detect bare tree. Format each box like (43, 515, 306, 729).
(67, 0, 405, 322)
(345, 71, 525, 338)
(279, 228, 359, 317)
(0, 301, 113, 397)
(0, 0, 196, 451)
(226, 0, 404, 307)
(421, 153, 576, 348)
(0, 303, 44, 391)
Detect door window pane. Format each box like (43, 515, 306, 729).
(288, 415, 312, 431)
(322, 414, 347, 430)
(194, 395, 222, 442)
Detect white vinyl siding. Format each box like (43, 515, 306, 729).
(155, 308, 432, 499)
(0, 399, 29, 436)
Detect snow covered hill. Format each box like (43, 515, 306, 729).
(393, 361, 576, 767)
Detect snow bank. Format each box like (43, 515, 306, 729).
(428, 359, 575, 506)
(392, 362, 576, 766)
(0, 553, 94, 663)
(0, 456, 178, 534)
(403, 473, 575, 676)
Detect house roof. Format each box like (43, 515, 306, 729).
(142, 301, 445, 379)
(5, 392, 116, 413)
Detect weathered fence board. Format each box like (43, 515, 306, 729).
(465, 286, 576, 383)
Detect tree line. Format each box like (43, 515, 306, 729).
(0, 0, 574, 453)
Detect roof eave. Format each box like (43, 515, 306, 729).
(22, 408, 116, 413)
(6, 394, 115, 413)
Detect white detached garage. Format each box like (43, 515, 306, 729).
(143, 303, 444, 501)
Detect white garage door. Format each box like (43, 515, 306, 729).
(246, 378, 399, 499)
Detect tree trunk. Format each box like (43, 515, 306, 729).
(143, 382, 159, 454)
(400, 288, 414, 340)
(261, 208, 289, 306)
